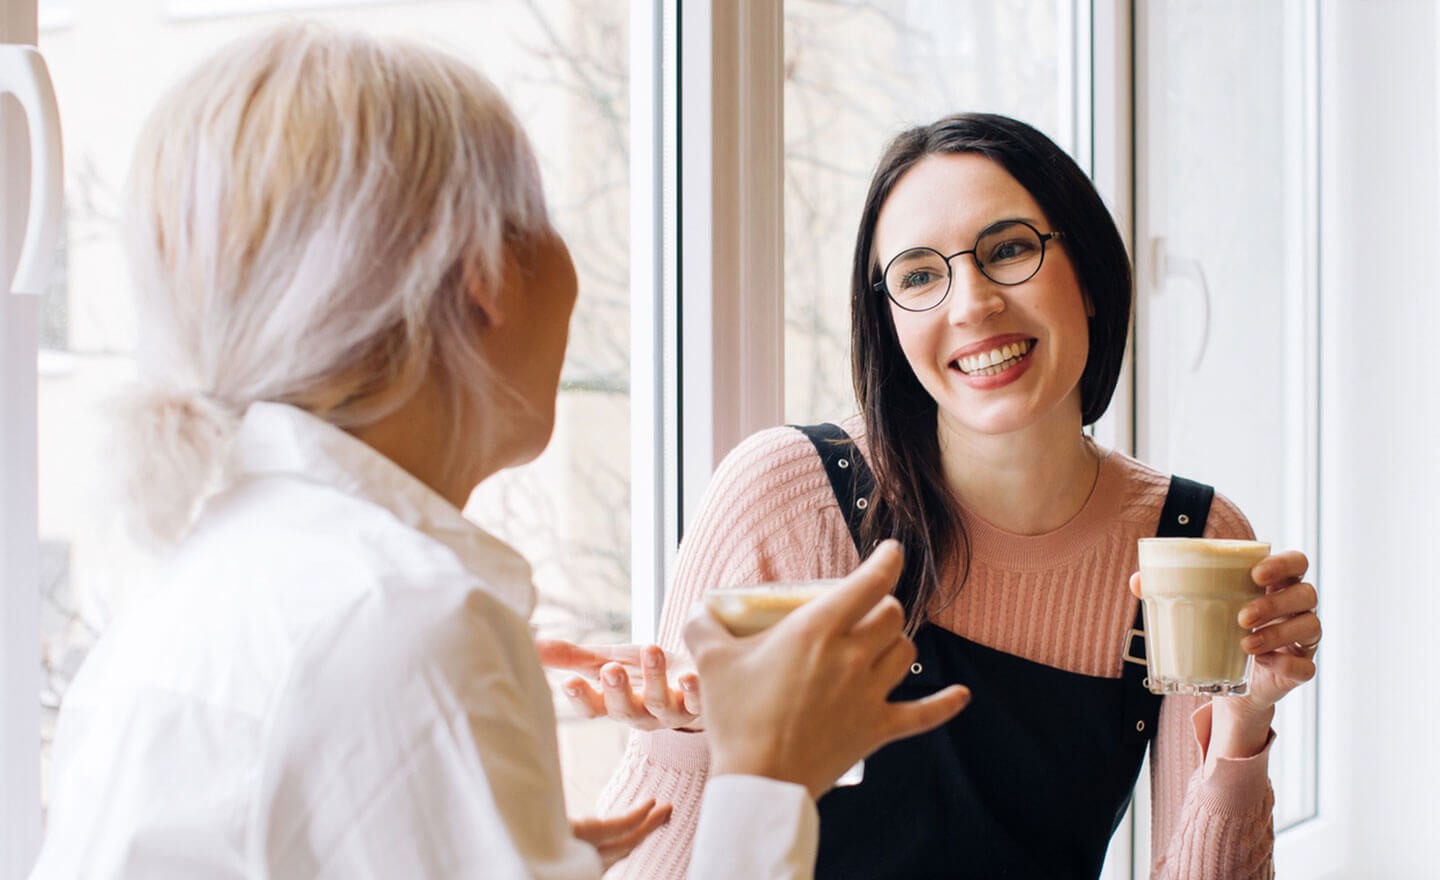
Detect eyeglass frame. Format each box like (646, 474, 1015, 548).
(873, 219, 1065, 312)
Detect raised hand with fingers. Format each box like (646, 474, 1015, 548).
(570, 797, 673, 870)
(535, 640, 703, 731)
(684, 540, 971, 799)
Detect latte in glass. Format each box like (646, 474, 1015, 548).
(1136, 538, 1271, 696)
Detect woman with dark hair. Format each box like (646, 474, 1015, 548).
(557, 113, 1321, 879)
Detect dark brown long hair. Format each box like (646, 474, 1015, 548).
(850, 113, 1133, 630)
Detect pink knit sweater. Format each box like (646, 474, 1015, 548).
(598, 423, 1276, 879)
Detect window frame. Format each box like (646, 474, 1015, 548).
(629, 0, 669, 644)
(675, 0, 785, 537)
(0, 4, 43, 876)
(1089, 9, 1138, 877)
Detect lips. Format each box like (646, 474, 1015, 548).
(952, 338, 1035, 376)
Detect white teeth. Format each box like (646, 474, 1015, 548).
(955, 339, 1031, 375)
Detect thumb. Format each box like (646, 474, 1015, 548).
(881, 685, 971, 745)
(804, 539, 906, 632)
(1128, 571, 1143, 600)
(683, 600, 734, 661)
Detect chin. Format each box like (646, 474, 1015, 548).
(508, 414, 557, 467)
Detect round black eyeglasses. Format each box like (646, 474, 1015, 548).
(876, 219, 1064, 312)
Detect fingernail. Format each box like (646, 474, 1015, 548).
(563, 686, 580, 697)
(602, 669, 623, 687)
(680, 679, 697, 692)
(1242, 635, 1261, 653)
(1239, 610, 1257, 627)
(644, 650, 660, 668)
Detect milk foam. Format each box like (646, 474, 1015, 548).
(704, 581, 838, 636)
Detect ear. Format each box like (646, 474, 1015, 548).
(463, 259, 505, 326)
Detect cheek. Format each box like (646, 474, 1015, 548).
(889, 316, 957, 401)
(887, 312, 932, 374)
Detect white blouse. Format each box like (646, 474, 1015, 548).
(30, 402, 817, 879)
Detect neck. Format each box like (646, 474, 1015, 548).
(347, 373, 493, 509)
(936, 401, 1100, 535)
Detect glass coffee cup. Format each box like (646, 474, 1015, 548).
(1136, 538, 1271, 696)
(703, 579, 865, 785)
(703, 580, 840, 636)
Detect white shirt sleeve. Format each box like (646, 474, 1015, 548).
(689, 775, 819, 880)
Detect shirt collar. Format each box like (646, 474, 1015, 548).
(227, 401, 536, 620)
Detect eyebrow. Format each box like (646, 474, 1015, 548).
(882, 216, 1047, 263)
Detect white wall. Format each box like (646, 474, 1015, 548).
(1322, 0, 1440, 874)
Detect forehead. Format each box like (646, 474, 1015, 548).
(873, 153, 1046, 262)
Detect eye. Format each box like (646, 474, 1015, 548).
(990, 237, 1036, 262)
(898, 268, 940, 290)
(984, 236, 1039, 264)
(884, 248, 949, 299)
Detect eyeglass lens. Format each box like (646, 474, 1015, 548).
(884, 221, 1048, 311)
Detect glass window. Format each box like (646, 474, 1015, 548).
(1136, 0, 1318, 835)
(36, 0, 635, 814)
(782, 0, 1077, 423)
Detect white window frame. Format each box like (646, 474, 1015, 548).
(1279, 0, 1348, 872)
(676, 0, 785, 535)
(0, 4, 43, 877)
(629, 0, 669, 644)
(1085, 0, 1135, 460)
(1088, 9, 1139, 878)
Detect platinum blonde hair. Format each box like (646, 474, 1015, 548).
(118, 22, 548, 545)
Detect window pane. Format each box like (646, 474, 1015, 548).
(37, 0, 632, 814)
(1137, 0, 1317, 832)
(783, 0, 1076, 423)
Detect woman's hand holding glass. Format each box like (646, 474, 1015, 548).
(1234, 550, 1321, 700)
(1131, 547, 1320, 762)
(683, 540, 971, 799)
(537, 640, 703, 731)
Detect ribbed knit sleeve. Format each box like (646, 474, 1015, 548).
(597, 426, 859, 880)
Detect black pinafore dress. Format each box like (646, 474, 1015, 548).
(794, 423, 1214, 880)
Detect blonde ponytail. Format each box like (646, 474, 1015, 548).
(112, 389, 239, 547)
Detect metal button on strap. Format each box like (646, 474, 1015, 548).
(838, 458, 850, 469)
(1177, 513, 1191, 525)
(856, 497, 869, 510)
(1135, 720, 1146, 732)
(910, 662, 923, 675)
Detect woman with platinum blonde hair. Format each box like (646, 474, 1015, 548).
(30, 23, 966, 879)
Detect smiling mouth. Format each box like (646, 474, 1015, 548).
(952, 339, 1035, 376)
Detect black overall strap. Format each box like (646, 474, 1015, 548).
(1121, 475, 1216, 744)
(793, 423, 874, 555)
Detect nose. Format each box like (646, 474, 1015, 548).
(945, 256, 1005, 326)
